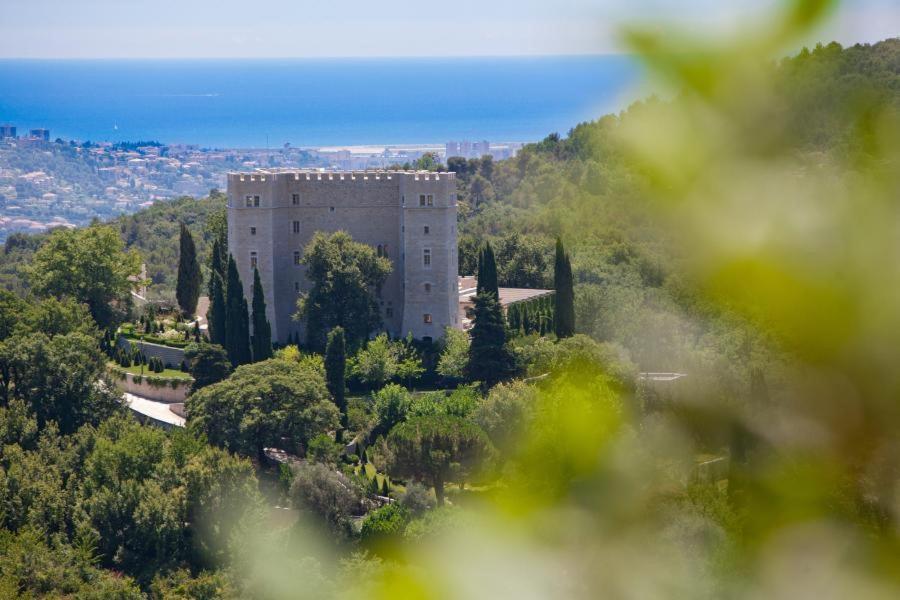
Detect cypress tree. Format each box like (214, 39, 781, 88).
(381, 477, 390, 496)
(325, 326, 347, 438)
(508, 303, 519, 333)
(467, 292, 516, 386)
(476, 247, 485, 295)
(481, 242, 499, 298)
(224, 255, 251, 367)
(554, 238, 575, 338)
(208, 272, 227, 346)
(208, 232, 227, 298)
(176, 223, 202, 317)
(250, 268, 273, 362)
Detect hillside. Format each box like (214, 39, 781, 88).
(115, 192, 226, 299)
(1, 39, 896, 371)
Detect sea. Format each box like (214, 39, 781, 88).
(0, 56, 640, 148)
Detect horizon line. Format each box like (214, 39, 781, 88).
(0, 52, 633, 61)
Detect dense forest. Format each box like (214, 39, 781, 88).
(0, 33, 898, 598)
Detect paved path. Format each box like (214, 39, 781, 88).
(124, 392, 186, 428)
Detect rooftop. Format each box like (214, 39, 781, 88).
(458, 275, 554, 307)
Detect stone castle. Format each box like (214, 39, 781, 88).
(227, 170, 459, 344)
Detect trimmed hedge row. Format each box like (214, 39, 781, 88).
(107, 364, 192, 390)
(119, 331, 190, 349)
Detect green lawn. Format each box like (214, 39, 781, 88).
(111, 362, 193, 380)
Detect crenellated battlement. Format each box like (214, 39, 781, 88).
(227, 169, 456, 185)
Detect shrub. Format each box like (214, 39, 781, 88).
(290, 462, 363, 536)
(360, 503, 410, 545)
(398, 483, 434, 516)
(307, 433, 341, 466)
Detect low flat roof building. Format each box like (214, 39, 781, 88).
(457, 275, 554, 330)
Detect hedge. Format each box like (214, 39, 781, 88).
(107, 365, 193, 390)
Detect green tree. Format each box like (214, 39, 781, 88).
(325, 326, 348, 437)
(554, 237, 575, 338)
(208, 272, 227, 346)
(183, 445, 265, 567)
(386, 414, 494, 505)
(474, 380, 538, 461)
(466, 292, 516, 386)
(295, 231, 392, 350)
(349, 333, 397, 389)
(1, 331, 120, 433)
(184, 342, 232, 391)
(27, 225, 142, 328)
(476, 242, 499, 298)
(176, 222, 202, 317)
(306, 433, 342, 466)
(208, 231, 227, 297)
(224, 255, 251, 367)
(250, 268, 272, 362)
(372, 383, 412, 437)
(290, 462, 363, 537)
(360, 503, 410, 547)
(437, 327, 469, 382)
(187, 358, 339, 459)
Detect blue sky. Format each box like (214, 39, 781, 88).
(0, 0, 897, 58)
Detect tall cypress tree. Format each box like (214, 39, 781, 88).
(208, 235, 226, 298)
(224, 255, 251, 367)
(208, 272, 227, 346)
(176, 223, 202, 317)
(250, 267, 272, 362)
(467, 292, 516, 386)
(476, 247, 485, 295)
(554, 237, 575, 338)
(480, 242, 499, 298)
(325, 326, 347, 439)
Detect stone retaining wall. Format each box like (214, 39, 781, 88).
(114, 371, 192, 404)
(116, 336, 186, 369)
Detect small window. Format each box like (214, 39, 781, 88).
(426, 194, 434, 206)
(423, 225, 430, 235)
(329, 206, 335, 212)
(293, 251, 301, 266)
(423, 248, 431, 267)
(423, 313, 432, 324)
(250, 252, 258, 269)
(292, 193, 300, 205)
(253, 195, 260, 207)
(419, 194, 426, 207)
(292, 221, 300, 234)
(250, 226, 256, 235)
(245, 195, 253, 208)
(377, 244, 383, 257)
(386, 307, 393, 318)
(424, 283, 432, 293)
(294, 281, 300, 292)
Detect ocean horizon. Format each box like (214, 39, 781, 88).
(0, 56, 641, 148)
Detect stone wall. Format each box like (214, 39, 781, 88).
(116, 336, 186, 369)
(227, 170, 459, 344)
(113, 371, 192, 403)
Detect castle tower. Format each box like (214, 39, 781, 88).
(226, 170, 459, 345)
(399, 172, 458, 341)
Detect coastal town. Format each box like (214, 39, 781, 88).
(0, 125, 523, 242)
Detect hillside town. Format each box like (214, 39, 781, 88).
(0, 127, 524, 241)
